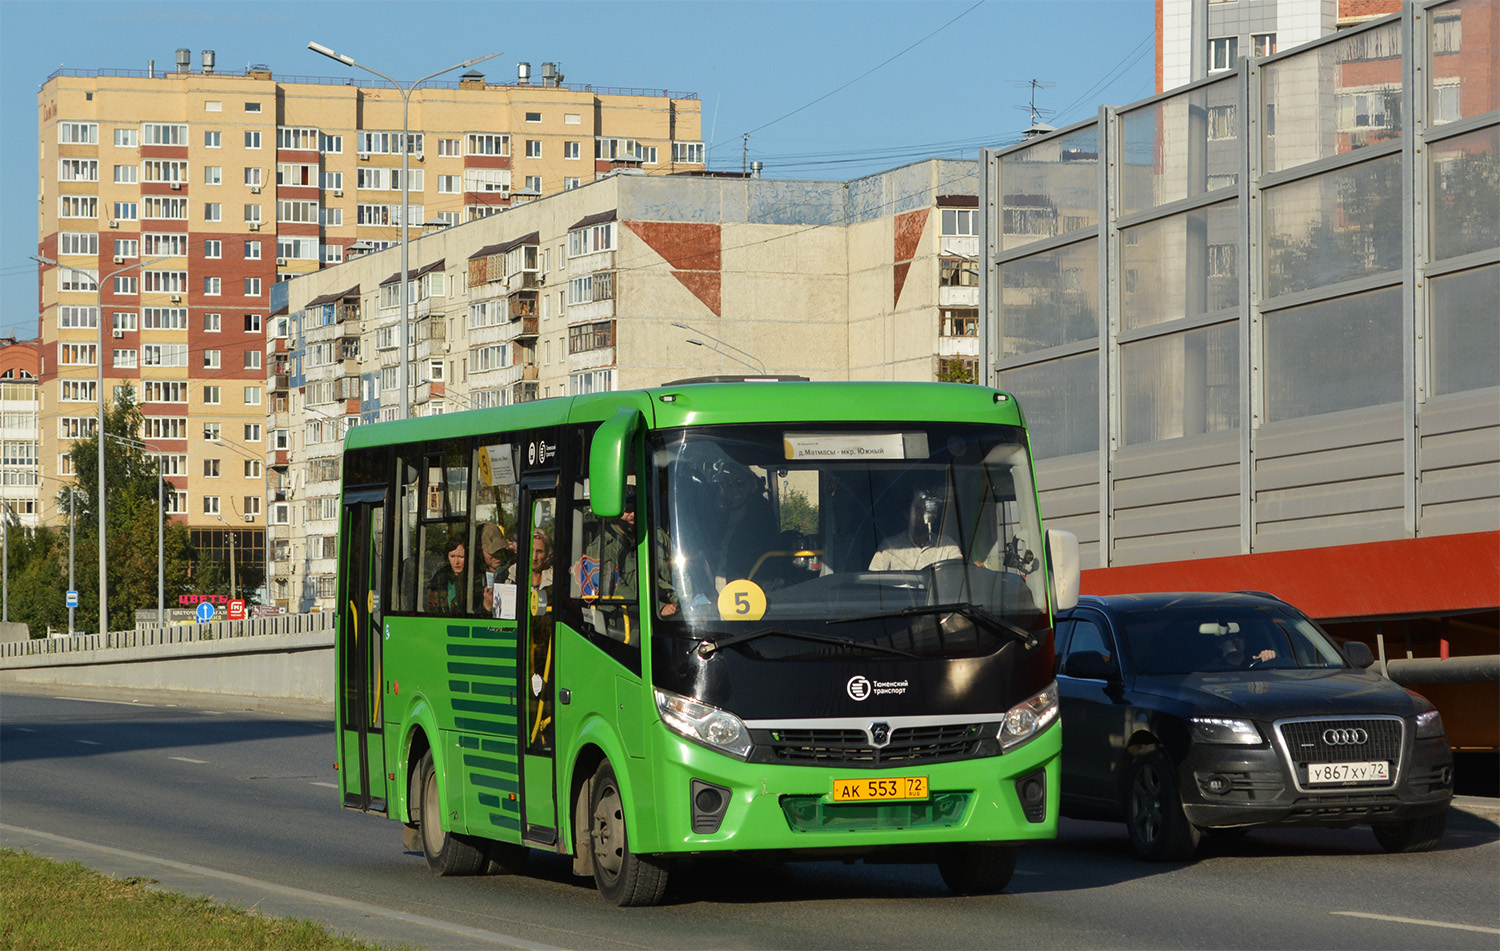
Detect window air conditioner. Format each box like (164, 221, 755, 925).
(250, 185, 261, 194)
(108, 220, 119, 229)
(358, 153, 370, 160)
(112, 329, 125, 338)
(276, 258, 288, 266)
(112, 255, 124, 264)
(170, 295, 182, 303)
(171, 182, 182, 190)
(333, 189, 343, 197)
(249, 222, 260, 231)
(243, 513, 255, 523)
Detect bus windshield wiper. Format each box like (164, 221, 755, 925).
(692, 626, 920, 659)
(828, 602, 1038, 650)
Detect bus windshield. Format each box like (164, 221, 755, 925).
(648, 421, 1049, 659)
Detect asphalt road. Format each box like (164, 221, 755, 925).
(3, 686, 1497, 950)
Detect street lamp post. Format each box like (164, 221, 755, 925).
(307, 42, 501, 420)
(35, 254, 168, 638)
(671, 321, 769, 375)
(107, 434, 166, 628)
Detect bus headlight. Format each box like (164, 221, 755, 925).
(999, 682, 1058, 752)
(655, 689, 753, 759)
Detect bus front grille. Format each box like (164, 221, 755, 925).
(750, 723, 995, 767)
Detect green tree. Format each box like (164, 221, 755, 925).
(937, 358, 978, 385)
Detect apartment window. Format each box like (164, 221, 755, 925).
(205, 459, 221, 477)
(564, 141, 580, 160)
(564, 177, 581, 190)
(114, 239, 138, 259)
(204, 423, 221, 440)
(113, 202, 138, 221)
(205, 101, 222, 113)
(244, 204, 262, 223)
(143, 308, 187, 330)
(244, 386, 262, 405)
(941, 308, 979, 337)
(204, 276, 221, 296)
(113, 349, 137, 368)
(320, 133, 343, 153)
(141, 123, 187, 146)
(60, 380, 98, 402)
(204, 312, 221, 332)
(205, 203, 222, 222)
(205, 239, 222, 259)
(143, 344, 188, 367)
(323, 244, 344, 264)
(59, 268, 99, 292)
(113, 164, 137, 184)
(59, 196, 98, 219)
(437, 137, 460, 156)
(60, 343, 97, 366)
(525, 140, 542, 158)
(245, 278, 262, 297)
(244, 350, 262, 370)
(244, 167, 262, 187)
(203, 496, 220, 515)
(1210, 36, 1238, 71)
(59, 121, 98, 144)
(247, 424, 264, 442)
(143, 233, 188, 257)
(144, 196, 189, 220)
(204, 166, 222, 185)
(940, 208, 977, 236)
(113, 276, 137, 295)
(466, 133, 509, 156)
(245, 131, 262, 149)
(204, 349, 221, 369)
(321, 207, 343, 227)
(438, 174, 460, 194)
(204, 385, 221, 405)
(205, 130, 221, 148)
(59, 158, 99, 182)
(59, 232, 98, 256)
(142, 160, 188, 183)
(143, 270, 188, 293)
(568, 221, 616, 257)
(940, 258, 979, 287)
(114, 128, 138, 147)
(525, 175, 542, 192)
(1252, 32, 1277, 58)
(277, 200, 319, 223)
(244, 101, 262, 113)
(244, 313, 262, 332)
(60, 306, 99, 329)
(243, 497, 262, 519)
(463, 168, 510, 193)
(672, 141, 705, 164)
(244, 240, 261, 260)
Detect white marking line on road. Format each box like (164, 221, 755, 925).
(75, 740, 101, 746)
(0, 823, 564, 951)
(54, 696, 155, 706)
(16, 727, 36, 732)
(169, 756, 208, 764)
(1333, 911, 1500, 936)
(310, 781, 339, 788)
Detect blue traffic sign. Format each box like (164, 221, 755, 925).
(195, 602, 216, 623)
(66, 590, 79, 608)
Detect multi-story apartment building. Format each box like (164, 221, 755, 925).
(35, 52, 704, 587)
(272, 160, 979, 611)
(0, 341, 42, 529)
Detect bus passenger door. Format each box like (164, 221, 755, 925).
(519, 486, 560, 843)
(338, 492, 388, 813)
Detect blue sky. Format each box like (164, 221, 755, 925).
(0, 0, 1155, 339)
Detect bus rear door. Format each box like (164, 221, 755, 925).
(339, 489, 389, 813)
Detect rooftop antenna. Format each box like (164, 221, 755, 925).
(1011, 78, 1056, 127)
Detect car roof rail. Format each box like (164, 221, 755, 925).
(1231, 589, 1285, 602)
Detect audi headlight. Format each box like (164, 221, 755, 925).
(999, 682, 1058, 752)
(1189, 717, 1262, 745)
(1415, 708, 1446, 739)
(654, 688, 752, 759)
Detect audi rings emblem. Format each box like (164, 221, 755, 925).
(1322, 727, 1369, 745)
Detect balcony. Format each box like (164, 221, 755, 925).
(508, 271, 542, 292)
(514, 316, 539, 339)
(512, 380, 539, 403)
(271, 372, 290, 392)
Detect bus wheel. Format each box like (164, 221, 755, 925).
(589, 760, 669, 906)
(417, 751, 486, 876)
(937, 843, 1018, 895)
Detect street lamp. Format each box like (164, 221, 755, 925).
(307, 42, 502, 421)
(105, 433, 166, 628)
(671, 321, 769, 375)
(35, 253, 168, 638)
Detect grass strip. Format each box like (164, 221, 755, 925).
(0, 849, 395, 950)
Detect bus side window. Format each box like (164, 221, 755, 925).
(395, 459, 422, 613)
(567, 425, 642, 649)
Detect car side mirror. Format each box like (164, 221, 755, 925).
(1342, 640, 1376, 669)
(1064, 650, 1116, 681)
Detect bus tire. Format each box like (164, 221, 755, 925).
(589, 760, 669, 906)
(937, 843, 1018, 895)
(417, 750, 487, 876)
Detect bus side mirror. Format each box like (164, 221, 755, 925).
(1047, 528, 1080, 612)
(589, 408, 642, 518)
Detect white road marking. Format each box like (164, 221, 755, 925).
(310, 782, 339, 788)
(55, 696, 155, 706)
(16, 727, 36, 733)
(1333, 911, 1500, 935)
(169, 756, 208, 764)
(1, 824, 563, 950)
(75, 739, 101, 746)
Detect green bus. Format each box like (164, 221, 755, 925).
(335, 379, 1079, 905)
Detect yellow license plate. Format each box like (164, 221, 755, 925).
(831, 776, 929, 802)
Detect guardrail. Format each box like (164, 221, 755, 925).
(0, 611, 335, 660)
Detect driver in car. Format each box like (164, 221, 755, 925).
(1220, 632, 1278, 667)
(869, 487, 964, 571)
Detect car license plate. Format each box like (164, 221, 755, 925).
(1306, 761, 1389, 784)
(831, 776, 928, 802)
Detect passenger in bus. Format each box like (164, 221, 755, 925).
(479, 522, 516, 618)
(869, 487, 963, 571)
(426, 529, 472, 613)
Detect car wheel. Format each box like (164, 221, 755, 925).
(1126, 749, 1200, 862)
(417, 751, 488, 875)
(1372, 811, 1447, 853)
(936, 843, 1018, 895)
(589, 759, 670, 906)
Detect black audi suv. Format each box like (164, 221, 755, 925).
(1055, 592, 1454, 861)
